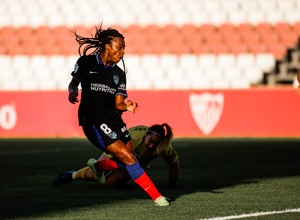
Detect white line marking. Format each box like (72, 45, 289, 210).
(199, 208, 300, 220)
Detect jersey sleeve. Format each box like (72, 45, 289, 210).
(115, 71, 127, 98)
(71, 56, 85, 81)
(161, 144, 179, 165)
(128, 126, 147, 147)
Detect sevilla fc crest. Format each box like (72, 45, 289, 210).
(189, 92, 224, 135)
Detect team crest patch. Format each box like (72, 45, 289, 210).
(107, 131, 117, 139)
(113, 75, 119, 84)
(189, 92, 224, 135)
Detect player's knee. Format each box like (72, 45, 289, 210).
(119, 150, 137, 165)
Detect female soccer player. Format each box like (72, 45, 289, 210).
(54, 124, 179, 189)
(67, 24, 170, 206)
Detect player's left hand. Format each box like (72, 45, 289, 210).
(126, 100, 139, 113)
(68, 91, 79, 104)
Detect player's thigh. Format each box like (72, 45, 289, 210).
(106, 140, 137, 165)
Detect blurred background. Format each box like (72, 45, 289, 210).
(0, 0, 299, 90)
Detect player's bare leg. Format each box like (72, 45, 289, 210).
(88, 140, 170, 206)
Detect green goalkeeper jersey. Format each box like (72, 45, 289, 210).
(128, 125, 179, 169)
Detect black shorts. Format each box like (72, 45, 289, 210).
(81, 118, 131, 152)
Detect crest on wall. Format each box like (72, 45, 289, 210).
(189, 92, 224, 135)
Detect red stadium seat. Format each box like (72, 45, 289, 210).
(248, 43, 268, 55)
(56, 37, 78, 55)
(109, 25, 124, 34)
(143, 24, 161, 35)
(0, 46, 6, 55)
(268, 44, 287, 60)
(255, 22, 273, 34)
(193, 44, 211, 55)
(124, 24, 142, 36)
(228, 43, 248, 55)
(0, 26, 15, 37)
(260, 32, 280, 46)
(24, 45, 44, 56)
(223, 33, 241, 45)
(171, 43, 191, 55)
(204, 34, 223, 45)
(164, 29, 183, 45)
(126, 37, 146, 54)
(199, 24, 216, 35)
(183, 33, 203, 47)
(241, 32, 261, 45)
(147, 35, 169, 54)
(236, 23, 254, 34)
(20, 36, 39, 55)
(0, 27, 17, 55)
(153, 44, 172, 55)
(280, 32, 298, 48)
(53, 25, 70, 36)
(181, 24, 198, 35)
(293, 22, 300, 35)
(6, 45, 25, 56)
(164, 24, 179, 35)
(35, 33, 56, 49)
(218, 23, 236, 34)
(72, 25, 91, 37)
(274, 22, 292, 34)
(35, 25, 52, 37)
(211, 44, 230, 54)
(141, 32, 159, 48)
(16, 26, 32, 39)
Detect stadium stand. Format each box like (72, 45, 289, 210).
(0, 0, 300, 90)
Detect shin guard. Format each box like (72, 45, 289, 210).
(127, 162, 161, 200)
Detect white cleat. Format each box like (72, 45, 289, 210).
(87, 158, 105, 184)
(154, 196, 170, 206)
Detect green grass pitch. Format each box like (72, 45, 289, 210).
(0, 138, 300, 220)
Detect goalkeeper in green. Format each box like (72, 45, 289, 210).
(54, 123, 179, 189)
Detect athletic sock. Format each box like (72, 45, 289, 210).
(94, 158, 120, 170)
(74, 167, 89, 180)
(127, 163, 162, 201)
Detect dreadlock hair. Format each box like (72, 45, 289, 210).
(147, 123, 174, 156)
(72, 23, 124, 56)
(71, 24, 127, 74)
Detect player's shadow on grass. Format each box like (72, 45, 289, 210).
(149, 138, 300, 200)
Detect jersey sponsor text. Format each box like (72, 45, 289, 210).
(90, 83, 116, 94)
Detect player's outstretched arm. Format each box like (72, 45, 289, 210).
(165, 160, 179, 189)
(68, 77, 79, 104)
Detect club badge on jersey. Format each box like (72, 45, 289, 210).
(113, 75, 119, 84)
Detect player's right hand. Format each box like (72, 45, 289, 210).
(68, 91, 79, 104)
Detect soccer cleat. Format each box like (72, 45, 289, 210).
(53, 170, 75, 186)
(87, 158, 105, 184)
(154, 196, 170, 206)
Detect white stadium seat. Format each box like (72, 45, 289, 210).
(255, 54, 276, 73)
(236, 54, 256, 69)
(0, 0, 296, 90)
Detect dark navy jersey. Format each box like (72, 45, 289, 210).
(72, 54, 127, 126)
